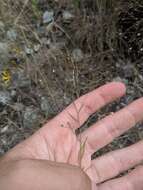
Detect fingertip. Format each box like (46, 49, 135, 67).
(110, 81, 126, 95)
(116, 82, 126, 93)
(99, 82, 126, 100)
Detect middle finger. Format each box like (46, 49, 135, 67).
(79, 98, 143, 154)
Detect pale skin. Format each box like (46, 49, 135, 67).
(0, 82, 143, 190)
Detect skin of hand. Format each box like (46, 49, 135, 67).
(1, 82, 143, 190)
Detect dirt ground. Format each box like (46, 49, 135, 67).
(0, 0, 143, 157)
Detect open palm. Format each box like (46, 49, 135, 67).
(6, 82, 143, 190)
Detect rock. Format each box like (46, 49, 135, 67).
(0, 21, 5, 35)
(46, 22, 54, 33)
(37, 26, 47, 37)
(62, 11, 74, 21)
(10, 90, 17, 97)
(12, 103, 24, 112)
(41, 37, 51, 46)
(72, 48, 84, 62)
(0, 91, 12, 105)
(116, 60, 135, 79)
(40, 97, 53, 116)
(0, 125, 9, 134)
(122, 64, 135, 79)
(25, 46, 33, 55)
(113, 76, 128, 85)
(0, 42, 9, 63)
(49, 41, 66, 50)
(113, 76, 122, 82)
(0, 149, 5, 155)
(7, 29, 17, 41)
(122, 95, 134, 105)
(63, 94, 71, 105)
(43, 10, 54, 24)
(34, 44, 41, 52)
(12, 70, 31, 88)
(23, 106, 41, 128)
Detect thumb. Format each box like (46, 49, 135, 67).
(0, 159, 92, 190)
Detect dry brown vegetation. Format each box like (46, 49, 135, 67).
(0, 0, 143, 155)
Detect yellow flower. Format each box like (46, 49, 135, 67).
(12, 47, 21, 55)
(1, 70, 11, 85)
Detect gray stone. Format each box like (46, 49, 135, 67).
(34, 44, 41, 52)
(122, 64, 135, 79)
(49, 41, 66, 50)
(10, 90, 17, 97)
(72, 48, 84, 62)
(63, 94, 72, 105)
(12, 70, 31, 88)
(0, 149, 5, 155)
(0, 91, 12, 105)
(0, 42, 8, 53)
(37, 26, 47, 36)
(113, 77, 128, 85)
(0, 42, 9, 63)
(123, 95, 134, 105)
(7, 29, 17, 41)
(0, 21, 5, 35)
(62, 11, 74, 21)
(12, 103, 24, 112)
(43, 11, 54, 24)
(116, 60, 135, 79)
(46, 22, 54, 33)
(40, 97, 53, 116)
(0, 125, 9, 134)
(25, 46, 33, 55)
(41, 37, 51, 46)
(23, 107, 41, 128)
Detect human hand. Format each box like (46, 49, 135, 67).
(1, 82, 143, 190)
